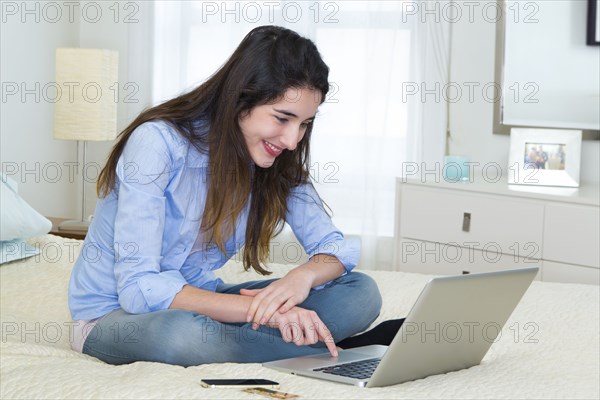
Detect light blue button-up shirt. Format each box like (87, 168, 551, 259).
(68, 120, 360, 320)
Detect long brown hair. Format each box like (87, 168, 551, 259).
(97, 25, 330, 275)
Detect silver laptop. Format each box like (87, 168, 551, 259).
(263, 267, 539, 388)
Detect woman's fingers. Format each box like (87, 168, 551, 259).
(279, 297, 297, 314)
(239, 288, 260, 297)
(245, 288, 295, 329)
(240, 288, 263, 324)
(243, 289, 269, 325)
(243, 273, 313, 329)
(285, 322, 303, 345)
(315, 317, 338, 357)
(256, 292, 302, 328)
(254, 297, 287, 328)
(241, 288, 283, 329)
(275, 309, 338, 357)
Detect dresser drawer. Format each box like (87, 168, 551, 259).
(399, 185, 544, 257)
(543, 204, 600, 268)
(397, 238, 542, 280)
(543, 261, 599, 285)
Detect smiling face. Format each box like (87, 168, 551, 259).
(238, 87, 322, 168)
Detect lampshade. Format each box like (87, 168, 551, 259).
(53, 48, 119, 141)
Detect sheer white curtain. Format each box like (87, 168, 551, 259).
(151, 1, 449, 270)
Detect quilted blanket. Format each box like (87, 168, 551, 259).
(1, 235, 598, 399)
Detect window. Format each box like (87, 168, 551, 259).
(152, 1, 449, 269)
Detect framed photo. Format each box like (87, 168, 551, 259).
(508, 128, 582, 187)
(588, 0, 600, 45)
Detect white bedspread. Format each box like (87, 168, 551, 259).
(1, 234, 598, 399)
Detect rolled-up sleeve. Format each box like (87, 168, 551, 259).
(113, 122, 188, 314)
(285, 183, 360, 273)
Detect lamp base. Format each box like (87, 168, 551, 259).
(58, 219, 90, 232)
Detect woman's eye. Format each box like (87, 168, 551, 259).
(276, 116, 287, 123)
(300, 122, 309, 129)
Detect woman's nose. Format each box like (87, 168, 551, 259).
(280, 124, 302, 151)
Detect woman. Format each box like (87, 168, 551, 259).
(68, 25, 384, 367)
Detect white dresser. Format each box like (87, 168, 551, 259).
(393, 177, 600, 285)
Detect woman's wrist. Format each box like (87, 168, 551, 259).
(288, 263, 319, 288)
(296, 254, 345, 288)
(170, 284, 253, 323)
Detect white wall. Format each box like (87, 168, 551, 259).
(448, 1, 600, 184)
(2, 0, 598, 221)
(1, 3, 80, 217)
(1, 1, 154, 219)
(77, 1, 154, 218)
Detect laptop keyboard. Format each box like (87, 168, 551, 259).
(313, 357, 381, 380)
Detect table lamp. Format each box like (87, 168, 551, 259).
(53, 48, 119, 231)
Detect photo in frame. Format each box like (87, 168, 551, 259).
(508, 128, 582, 187)
(587, 0, 600, 45)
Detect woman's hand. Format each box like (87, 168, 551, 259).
(266, 305, 338, 357)
(240, 267, 315, 330)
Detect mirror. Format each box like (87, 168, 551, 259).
(494, 0, 600, 140)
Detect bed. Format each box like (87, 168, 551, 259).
(1, 234, 599, 399)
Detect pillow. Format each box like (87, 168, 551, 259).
(1, 173, 51, 263)
(0, 239, 40, 264)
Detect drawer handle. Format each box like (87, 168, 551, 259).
(462, 270, 471, 275)
(462, 212, 471, 232)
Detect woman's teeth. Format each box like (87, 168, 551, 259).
(265, 141, 282, 154)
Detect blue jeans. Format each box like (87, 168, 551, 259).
(82, 271, 382, 366)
